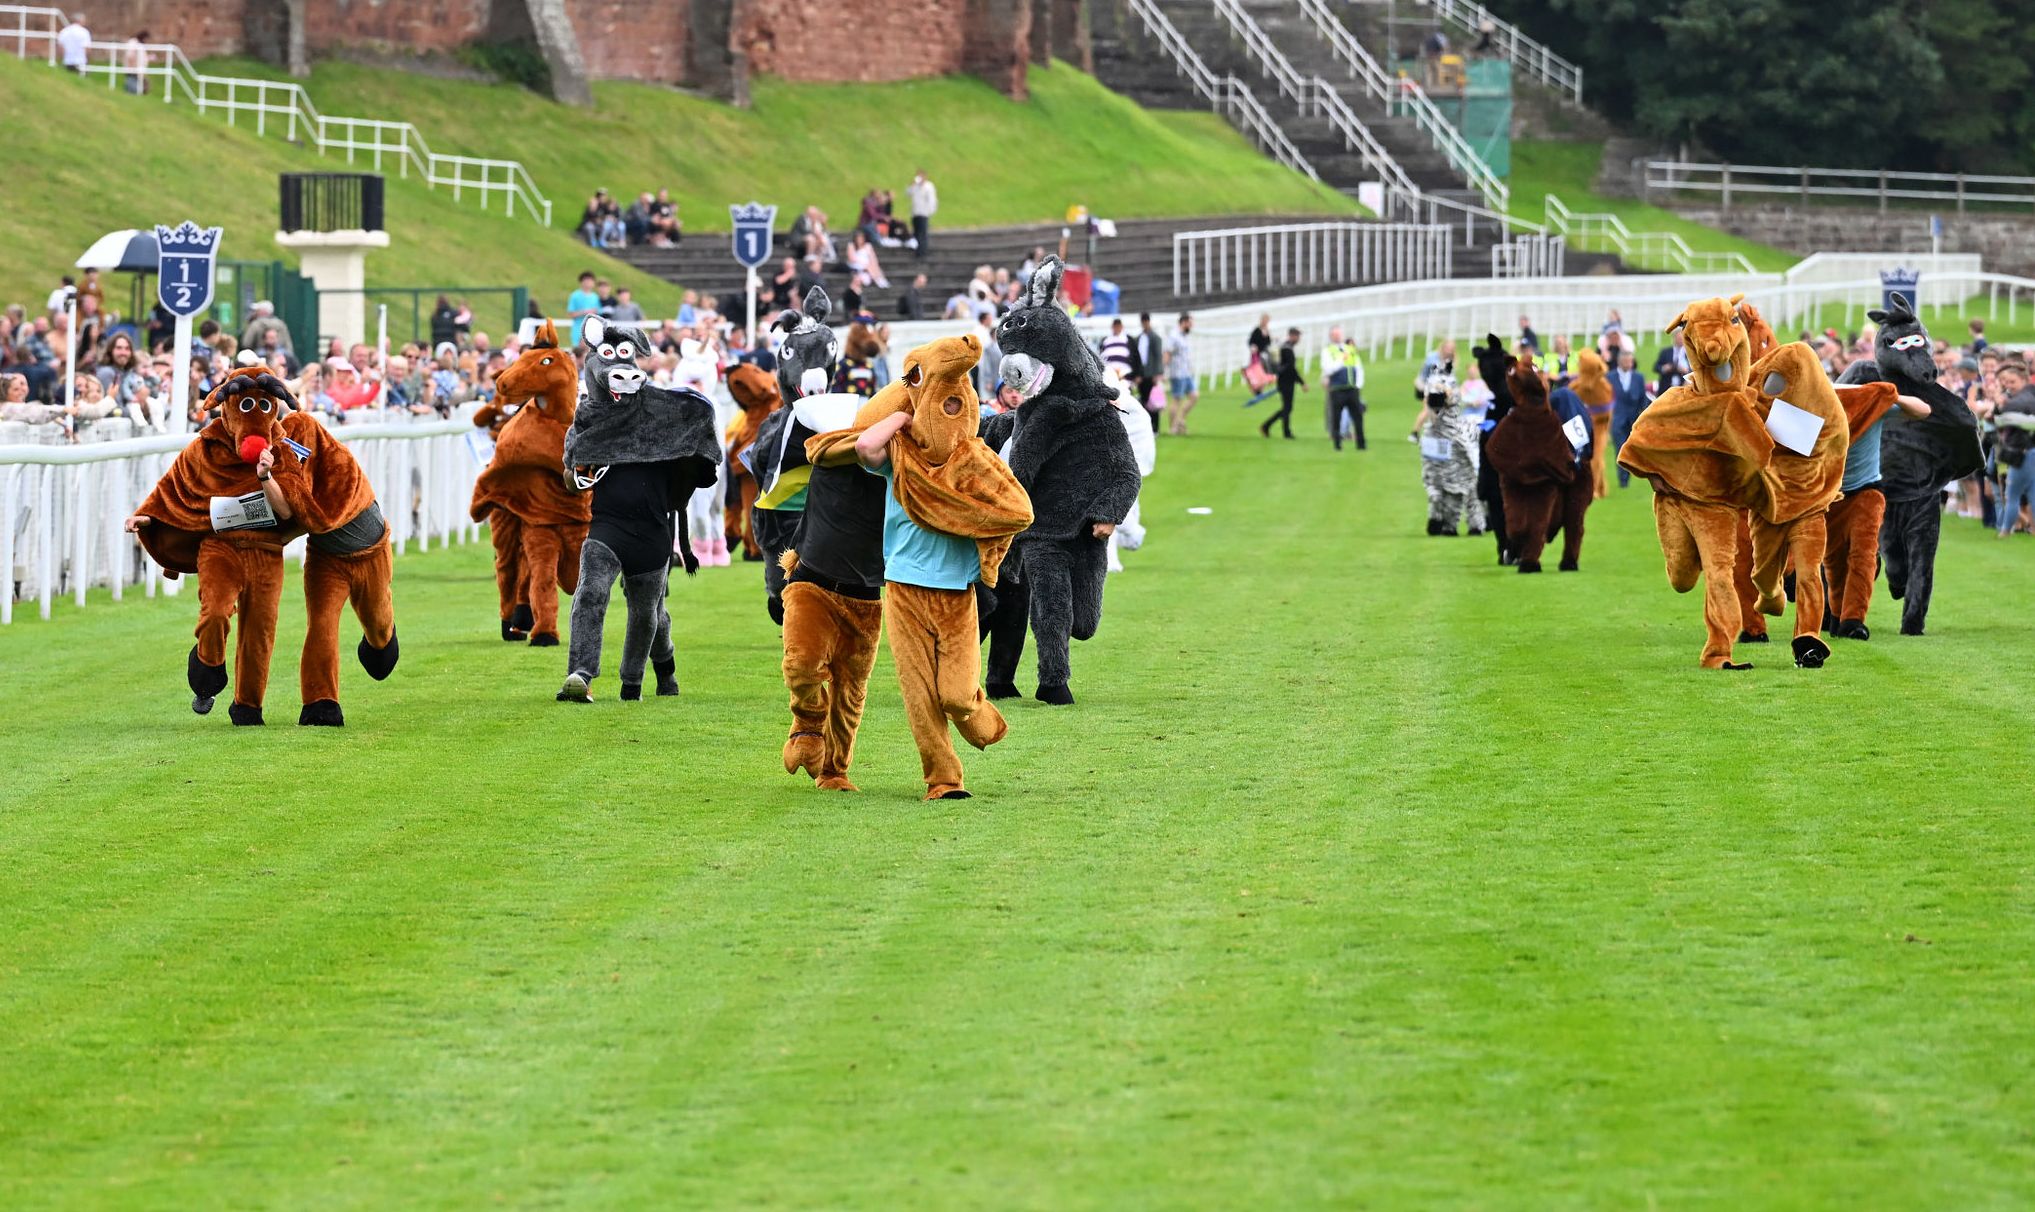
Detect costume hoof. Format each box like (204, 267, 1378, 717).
(1440, 527, 1459, 537)
(358, 630, 399, 681)
(188, 646, 228, 700)
(228, 703, 265, 726)
(192, 695, 215, 716)
(1792, 635, 1831, 668)
(1720, 662, 1754, 671)
(924, 785, 971, 801)
(1837, 619, 1870, 641)
(1517, 560, 1541, 574)
(1035, 683, 1075, 706)
(619, 683, 642, 702)
(528, 632, 559, 648)
(1888, 581, 1906, 600)
(1467, 527, 1484, 537)
(653, 657, 679, 696)
(556, 672, 593, 703)
(1757, 594, 1785, 617)
(501, 619, 527, 642)
(816, 775, 860, 792)
(1900, 622, 1925, 636)
(741, 550, 764, 563)
(1738, 630, 1770, 644)
(767, 597, 785, 627)
(784, 732, 824, 778)
(298, 699, 345, 727)
(1558, 560, 1578, 572)
(510, 604, 534, 633)
(985, 681, 1021, 701)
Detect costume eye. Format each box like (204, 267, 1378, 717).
(616, 342, 634, 359)
(541, 357, 552, 365)
(1731, 315, 1742, 325)
(598, 344, 615, 359)
(238, 398, 255, 413)
(259, 399, 272, 413)
(904, 364, 924, 387)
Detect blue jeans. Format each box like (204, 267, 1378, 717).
(1611, 406, 1644, 487)
(2000, 458, 2035, 535)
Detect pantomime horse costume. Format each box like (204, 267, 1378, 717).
(470, 320, 590, 645)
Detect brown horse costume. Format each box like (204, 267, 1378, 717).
(1575, 349, 1614, 499)
(722, 362, 782, 562)
(1485, 357, 1577, 574)
(469, 320, 589, 645)
(805, 334, 1033, 799)
(132, 367, 397, 725)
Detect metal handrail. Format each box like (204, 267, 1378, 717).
(0, 4, 554, 226)
(1542, 194, 1756, 275)
(1422, 0, 1583, 103)
(1172, 220, 1454, 296)
(1125, 0, 1319, 180)
(1291, 0, 1507, 211)
(1644, 159, 2035, 212)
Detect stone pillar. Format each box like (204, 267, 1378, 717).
(274, 230, 391, 350)
(245, 0, 308, 77)
(1031, 0, 1054, 67)
(489, 0, 592, 106)
(962, 0, 1031, 100)
(1054, 0, 1091, 73)
(692, 0, 743, 105)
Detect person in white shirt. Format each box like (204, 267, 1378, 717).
(906, 170, 937, 259)
(56, 13, 91, 72)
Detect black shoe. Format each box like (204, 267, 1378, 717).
(619, 683, 643, 701)
(986, 680, 1021, 700)
(1035, 683, 1075, 706)
(227, 702, 265, 726)
(187, 645, 227, 714)
(1738, 630, 1770, 644)
(529, 632, 559, 648)
(1792, 635, 1832, 668)
(1836, 619, 1870, 640)
(299, 699, 344, 727)
(501, 618, 527, 642)
(1517, 560, 1542, 574)
(357, 630, 399, 681)
(653, 656, 680, 697)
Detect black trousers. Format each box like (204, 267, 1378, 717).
(911, 215, 929, 256)
(1327, 387, 1365, 449)
(1262, 384, 1296, 437)
(1880, 493, 1942, 634)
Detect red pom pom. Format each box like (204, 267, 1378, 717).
(239, 434, 270, 465)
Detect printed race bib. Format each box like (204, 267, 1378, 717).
(1420, 436, 1454, 462)
(1562, 415, 1590, 451)
(209, 491, 276, 532)
(1765, 398, 1825, 456)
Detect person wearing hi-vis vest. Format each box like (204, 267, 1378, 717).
(1322, 327, 1366, 451)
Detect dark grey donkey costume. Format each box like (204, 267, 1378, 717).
(557, 317, 721, 702)
(979, 257, 1141, 706)
(748, 286, 845, 624)
(1836, 296, 1982, 636)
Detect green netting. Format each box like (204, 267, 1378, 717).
(1390, 56, 1513, 179)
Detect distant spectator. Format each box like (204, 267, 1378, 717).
(898, 272, 928, 321)
(1653, 330, 1689, 393)
(46, 275, 77, 318)
(567, 272, 601, 345)
(1098, 318, 1134, 380)
(241, 300, 293, 357)
(123, 30, 150, 93)
(94, 331, 148, 400)
(1164, 313, 1198, 436)
(1518, 314, 1540, 354)
(975, 311, 1001, 398)
(796, 256, 825, 302)
(609, 287, 645, 324)
(844, 230, 889, 290)
(650, 188, 680, 245)
(325, 357, 378, 410)
(907, 169, 937, 258)
(624, 191, 655, 245)
(769, 257, 799, 310)
(677, 289, 700, 327)
(78, 269, 104, 310)
(56, 12, 89, 73)
(1132, 313, 1165, 413)
(428, 295, 459, 350)
(578, 189, 623, 248)
(1, 370, 63, 423)
(1970, 319, 1988, 353)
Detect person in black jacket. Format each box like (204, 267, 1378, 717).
(1261, 328, 1306, 439)
(979, 260, 1141, 706)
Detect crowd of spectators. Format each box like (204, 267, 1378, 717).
(577, 187, 683, 250)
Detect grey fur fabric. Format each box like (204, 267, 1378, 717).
(567, 538, 673, 686)
(564, 323, 721, 472)
(1010, 538, 1104, 689)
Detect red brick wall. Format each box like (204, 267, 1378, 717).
(733, 0, 969, 83)
(569, 0, 687, 83)
(62, 0, 250, 55)
(299, 0, 491, 53)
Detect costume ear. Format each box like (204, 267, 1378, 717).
(1867, 309, 1889, 325)
(534, 319, 558, 349)
(582, 315, 607, 348)
(802, 285, 831, 326)
(1028, 257, 1063, 308)
(1727, 293, 1746, 309)
(1484, 334, 1503, 353)
(1664, 309, 1689, 334)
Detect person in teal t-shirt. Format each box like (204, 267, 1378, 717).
(567, 271, 602, 346)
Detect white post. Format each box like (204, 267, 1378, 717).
(170, 314, 193, 434)
(64, 299, 79, 434)
(746, 266, 759, 344)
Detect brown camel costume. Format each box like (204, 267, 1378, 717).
(1485, 358, 1578, 574)
(723, 362, 782, 562)
(470, 320, 589, 645)
(1618, 294, 1782, 669)
(805, 334, 1033, 799)
(133, 367, 397, 725)
(1739, 342, 1854, 666)
(1575, 350, 1614, 499)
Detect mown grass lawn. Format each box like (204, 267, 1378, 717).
(2, 358, 2032, 1209)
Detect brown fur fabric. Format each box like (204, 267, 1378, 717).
(193, 537, 286, 710)
(1486, 358, 1576, 567)
(470, 322, 589, 640)
(884, 580, 1007, 799)
(780, 581, 883, 791)
(1653, 494, 1750, 668)
(1824, 488, 1886, 624)
(301, 539, 396, 706)
(724, 362, 782, 559)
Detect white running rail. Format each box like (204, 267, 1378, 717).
(1292, 0, 1507, 211)
(1644, 159, 2035, 213)
(1126, 0, 1320, 181)
(1, 414, 485, 623)
(1, 4, 554, 226)
(1421, 0, 1583, 103)
(1543, 194, 1757, 275)
(1172, 221, 1453, 297)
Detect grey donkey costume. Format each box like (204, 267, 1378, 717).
(1419, 366, 1477, 535)
(1836, 296, 1982, 636)
(979, 257, 1142, 706)
(557, 316, 721, 702)
(748, 286, 844, 624)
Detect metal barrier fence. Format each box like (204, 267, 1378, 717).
(1490, 234, 1565, 278)
(0, 5, 553, 226)
(1643, 160, 2035, 213)
(1173, 222, 1453, 297)
(2, 413, 485, 623)
(1542, 194, 1757, 275)
(1415, 0, 1583, 103)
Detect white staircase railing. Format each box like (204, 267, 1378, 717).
(1126, 0, 1318, 181)
(1490, 234, 1565, 278)
(1292, 0, 1507, 211)
(1542, 194, 1756, 275)
(1422, 0, 1583, 103)
(1, 4, 553, 226)
(1173, 220, 1453, 297)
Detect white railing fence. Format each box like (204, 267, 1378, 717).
(0, 4, 553, 226)
(2, 414, 485, 623)
(1126, 0, 1319, 181)
(1543, 194, 1757, 275)
(1173, 222, 1453, 297)
(1643, 159, 2035, 214)
(1293, 0, 1508, 211)
(1489, 234, 1565, 278)
(1419, 0, 1583, 103)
